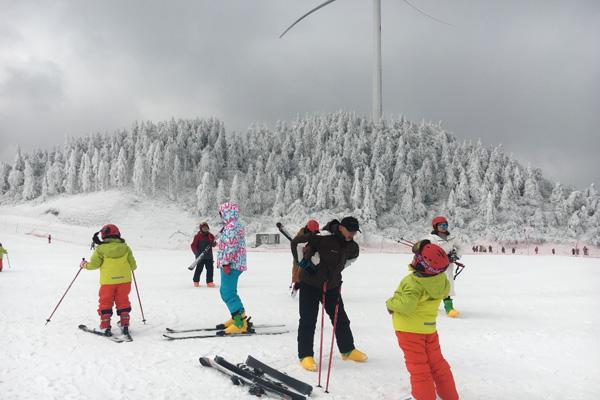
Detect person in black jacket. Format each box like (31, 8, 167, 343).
(190, 222, 217, 287)
(296, 216, 368, 371)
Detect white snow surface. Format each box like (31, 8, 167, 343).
(1, 193, 599, 400)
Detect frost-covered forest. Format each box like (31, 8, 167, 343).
(1, 112, 598, 245)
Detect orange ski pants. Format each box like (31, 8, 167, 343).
(97, 282, 132, 316)
(396, 331, 459, 400)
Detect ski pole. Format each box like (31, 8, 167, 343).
(45, 259, 84, 325)
(132, 270, 146, 324)
(453, 261, 466, 280)
(324, 283, 343, 393)
(6, 254, 11, 269)
(317, 281, 328, 388)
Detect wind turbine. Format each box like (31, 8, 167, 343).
(280, 0, 383, 122)
(280, 0, 451, 123)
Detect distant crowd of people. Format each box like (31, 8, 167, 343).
(471, 244, 590, 256)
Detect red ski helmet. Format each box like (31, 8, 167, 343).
(411, 240, 449, 275)
(432, 216, 448, 231)
(306, 219, 320, 233)
(100, 224, 121, 240)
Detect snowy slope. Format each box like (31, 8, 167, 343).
(1, 197, 599, 400)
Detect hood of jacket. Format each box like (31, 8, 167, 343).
(219, 202, 240, 224)
(410, 271, 450, 300)
(98, 238, 129, 258)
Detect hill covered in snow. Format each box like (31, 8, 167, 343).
(1, 112, 598, 245)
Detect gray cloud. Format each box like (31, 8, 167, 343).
(0, 0, 598, 188)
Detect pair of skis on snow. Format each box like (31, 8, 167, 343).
(78, 324, 133, 343)
(201, 355, 312, 400)
(163, 318, 288, 340)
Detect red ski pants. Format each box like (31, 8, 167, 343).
(97, 282, 132, 316)
(396, 331, 459, 400)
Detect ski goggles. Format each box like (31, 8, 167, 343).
(437, 223, 449, 229)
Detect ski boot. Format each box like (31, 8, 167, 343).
(100, 315, 112, 336)
(219, 311, 247, 329)
(341, 349, 368, 362)
(223, 312, 248, 334)
(193, 281, 200, 287)
(119, 311, 130, 335)
(443, 297, 459, 318)
(299, 356, 317, 372)
(207, 282, 216, 288)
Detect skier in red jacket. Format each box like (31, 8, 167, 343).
(190, 222, 217, 287)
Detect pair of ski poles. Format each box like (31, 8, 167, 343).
(316, 280, 343, 394)
(45, 259, 146, 325)
(396, 237, 466, 280)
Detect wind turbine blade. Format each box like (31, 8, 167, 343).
(402, 0, 454, 26)
(279, 0, 339, 38)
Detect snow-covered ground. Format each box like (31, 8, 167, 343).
(1, 195, 599, 400)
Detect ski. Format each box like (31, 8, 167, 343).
(276, 222, 293, 242)
(188, 232, 220, 270)
(78, 324, 125, 343)
(245, 355, 313, 396)
(200, 357, 294, 399)
(213, 356, 307, 400)
(163, 328, 289, 341)
(187, 250, 208, 271)
(166, 323, 285, 334)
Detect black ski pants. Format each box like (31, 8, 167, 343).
(193, 259, 214, 283)
(297, 282, 355, 359)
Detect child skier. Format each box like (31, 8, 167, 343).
(80, 224, 137, 335)
(386, 240, 459, 400)
(190, 222, 217, 287)
(427, 216, 462, 317)
(0, 243, 7, 272)
(289, 219, 320, 295)
(216, 203, 248, 335)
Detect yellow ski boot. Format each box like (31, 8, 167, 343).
(341, 349, 368, 362)
(299, 356, 317, 372)
(220, 311, 247, 329)
(223, 312, 248, 335)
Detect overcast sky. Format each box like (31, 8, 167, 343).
(0, 0, 598, 188)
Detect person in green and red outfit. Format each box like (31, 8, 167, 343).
(80, 224, 137, 336)
(0, 243, 7, 272)
(386, 240, 459, 400)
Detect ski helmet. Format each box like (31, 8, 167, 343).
(432, 216, 448, 231)
(306, 219, 320, 232)
(199, 221, 210, 230)
(411, 240, 449, 275)
(100, 224, 121, 240)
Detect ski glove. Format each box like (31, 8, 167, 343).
(79, 258, 88, 269)
(222, 264, 231, 275)
(299, 258, 317, 274)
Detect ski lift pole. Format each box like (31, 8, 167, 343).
(132, 270, 147, 324)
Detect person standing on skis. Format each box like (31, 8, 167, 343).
(296, 216, 367, 371)
(289, 219, 320, 295)
(80, 224, 137, 335)
(216, 202, 248, 335)
(427, 216, 462, 318)
(190, 222, 217, 287)
(0, 243, 7, 272)
(386, 240, 459, 400)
